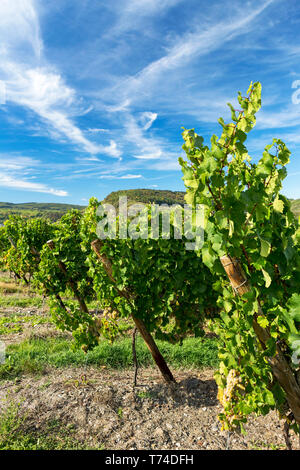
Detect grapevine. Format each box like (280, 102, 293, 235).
(180, 81, 300, 434)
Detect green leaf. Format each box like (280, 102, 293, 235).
(261, 268, 272, 288)
(229, 220, 234, 237)
(202, 245, 217, 269)
(287, 294, 300, 322)
(223, 300, 232, 313)
(273, 196, 284, 213)
(260, 239, 271, 258)
(257, 315, 269, 328)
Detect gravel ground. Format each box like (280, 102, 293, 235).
(0, 273, 298, 451)
(1, 366, 298, 450)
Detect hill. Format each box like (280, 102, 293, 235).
(104, 190, 300, 218)
(0, 202, 86, 224)
(291, 199, 300, 218)
(103, 189, 185, 208)
(0, 192, 299, 224)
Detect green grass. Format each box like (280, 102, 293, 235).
(0, 202, 86, 224)
(0, 295, 44, 308)
(0, 401, 98, 450)
(249, 440, 286, 451)
(0, 335, 218, 380)
(0, 313, 51, 335)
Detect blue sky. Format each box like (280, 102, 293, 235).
(0, 0, 300, 204)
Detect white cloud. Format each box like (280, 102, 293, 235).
(1, 0, 292, 197)
(121, 113, 181, 171)
(139, 111, 158, 130)
(0, 155, 40, 170)
(106, 140, 122, 159)
(0, 0, 42, 58)
(108, 0, 184, 35)
(0, 154, 68, 196)
(115, 0, 275, 104)
(123, 0, 182, 15)
(105, 99, 131, 113)
(0, 1, 121, 158)
(150, 157, 180, 171)
(256, 106, 300, 129)
(87, 128, 110, 133)
(99, 173, 142, 179)
(2, 64, 121, 157)
(0, 171, 68, 196)
(125, 114, 164, 158)
(134, 151, 162, 159)
(120, 174, 143, 179)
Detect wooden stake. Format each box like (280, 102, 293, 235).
(283, 412, 293, 450)
(91, 239, 176, 384)
(132, 327, 138, 387)
(221, 254, 300, 425)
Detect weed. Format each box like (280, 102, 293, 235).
(0, 400, 101, 450)
(0, 295, 44, 308)
(0, 335, 218, 380)
(117, 407, 123, 419)
(0, 313, 51, 335)
(136, 390, 154, 400)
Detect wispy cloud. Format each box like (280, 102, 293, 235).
(139, 111, 158, 130)
(0, 0, 121, 158)
(122, 0, 182, 15)
(112, 0, 276, 105)
(1, 0, 300, 201)
(99, 173, 143, 179)
(87, 128, 110, 133)
(257, 106, 300, 129)
(0, 154, 68, 196)
(0, 0, 42, 58)
(107, 0, 185, 35)
(0, 155, 39, 170)
(124, 113, 170, 160)
(0, 171, 68, 196)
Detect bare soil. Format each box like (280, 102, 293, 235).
(0, 366, 298, 450)
(0, 272, 298, 451)
(0, 306, 72, 347)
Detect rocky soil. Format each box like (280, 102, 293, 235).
(0, 270, 298, 451)
(0, 366, 298, 450)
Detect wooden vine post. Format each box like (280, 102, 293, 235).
(132, 327, 138, 387)
(47, 240, 89, 314)
(220, 254, 300, 424)
(91, 239, 176, 384)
